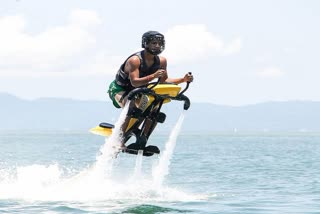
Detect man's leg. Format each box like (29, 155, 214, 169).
(114, 92, 130, 149)
(142, 103, 161, 139)
(143, 119, 157, 139)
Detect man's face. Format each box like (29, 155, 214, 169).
(146, 40, 163, 53)
(143, 34, 165, 55)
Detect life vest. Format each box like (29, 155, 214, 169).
(115, 50, 161, 92)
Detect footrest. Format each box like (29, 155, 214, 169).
(144, 145, 160, 156)
(99, 122, 114, 128)
(126, 143, 160, 157)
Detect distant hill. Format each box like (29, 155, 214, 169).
(1, 93, 320, 132)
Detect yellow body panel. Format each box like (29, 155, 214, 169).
(149, 84, 181, 96)
(90, 126, 113, 137)
(126, 118, 138, 132)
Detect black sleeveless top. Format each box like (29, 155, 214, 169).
(115, 50, 161, 91)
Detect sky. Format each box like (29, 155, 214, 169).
(0, 0, 319, 106)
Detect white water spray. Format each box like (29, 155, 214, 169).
(91, 102, 130, 178)
(152, 112, 186, 188)
(0, 108, 208, 203)
(132, 150, 144, 179)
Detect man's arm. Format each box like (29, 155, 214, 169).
(165, 75, 192, 84)
(125, 56, 153, 87)
(159, 56, 193, 84)
(126, 56, 166, 87)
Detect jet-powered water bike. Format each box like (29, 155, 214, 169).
(90, 77, 191, 157)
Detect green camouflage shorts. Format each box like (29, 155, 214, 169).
(108, 80, 125, 108)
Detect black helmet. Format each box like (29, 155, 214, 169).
(141, 31, 165, 55)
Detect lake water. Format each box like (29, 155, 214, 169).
(1, 119, 320, 213)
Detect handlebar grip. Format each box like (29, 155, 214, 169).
(187, 72, 192, 83)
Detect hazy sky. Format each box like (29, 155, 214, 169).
(0, 0, 319, 106)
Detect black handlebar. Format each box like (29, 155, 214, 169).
(148, 77, 161, 90)
(127, 73, 192, 110)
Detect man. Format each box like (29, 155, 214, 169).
(108, 30, 193, 149)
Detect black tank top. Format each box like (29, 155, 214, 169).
(115, 50, 160, 91)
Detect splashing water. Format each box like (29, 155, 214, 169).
(91, 102, 130, 179)
(0, 109, 207, 204)
(132, 150, 144, 179)
(152, 112, 186, 189)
